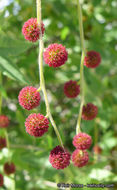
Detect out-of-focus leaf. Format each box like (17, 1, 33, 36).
(0, 84, 8, 98)
(0, 33, 32, 57)
(0, 56, 30, 84)
(61, 27, 69, 40)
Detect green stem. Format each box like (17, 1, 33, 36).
(4, 129, 12, 162)
(94, 124, 99, 161)
(77, 0, 85, 52)
(94, 124, 98, 145)
(4, 129, 10, 150)
(36, 0, 64, 148)
(0, 72, 2, 115)
(76, 0, 85, 134)
(12, 174, 15, 190)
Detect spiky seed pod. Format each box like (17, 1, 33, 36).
(0, 174, 3, 187)
(25, 113, 49, 137)
(43, 43, 68, 67)
(93, 145, 102, 154)
(73, 133, 92, 150)
(64, 80, 80, 98)
(18, 86, 41, 110)
(72, 149, 89, 167)
(82, 103, 98, 120)
(0, 137, 7, 150)
(4, 162, 16, 175)
(0, 115, 9, 128)
(22, 18, 45, 42)
(84, 50, 101, 68)
(49, 145, 71, 169)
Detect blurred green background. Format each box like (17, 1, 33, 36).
(0, 0, 117, 189)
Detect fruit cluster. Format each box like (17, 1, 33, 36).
(18, 86, 49, 137)
(0, 1, 104, 188)
(19, 15, 102, 170)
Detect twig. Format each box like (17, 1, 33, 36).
(76, 0, 86, 134)
(36, 0, 64, 148)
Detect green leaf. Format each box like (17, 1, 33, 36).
(0, 56, 29, 84)
(0, 33, 32, 57)
(0, 84, 8, 98)
(61, 27, 69, 40)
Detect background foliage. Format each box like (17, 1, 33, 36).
(0, 0, 117, 189)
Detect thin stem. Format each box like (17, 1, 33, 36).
(4, 129, 12, 162)
(4, 129, 10, 150)
(37, 0, 44, 88)
(36, 0, 41, 24)
(77, 0, 85, 52)
(94, 124, 98, 161)
(0, 72, 2, 115)
(12, 174, 15, 190)
(49, 114, 64, 148)
(36, 0, 64, 148)
(94, 124, 98, 145)
(76, 0, 85, 134)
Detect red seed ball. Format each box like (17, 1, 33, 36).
(73, 133, 92, 150)
(82, 103, 98, 120)
(43, 43, 68, 67)
(84, 50, 101, 68)
(0, 174, 3, 187)
(64, 80, 80, 98)
(22, 18, 45, 42)
(49, 145, 71, 169)
(4, 162, 16, 175)
(72, 149, 89, 167)
(18, 86, 41, 110)
(25, 113, 49, 137)
(0, 115, 9, 128)
(0, 137, 7, 150)
(93, 145, 102, 154)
